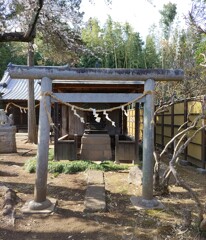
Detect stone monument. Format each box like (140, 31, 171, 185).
(80, 121, 112, 161)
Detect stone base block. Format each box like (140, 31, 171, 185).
(130, 196, 164, 210)
(197, 168, 206, 174)
(179, 159, 191, 166)
(80, 133, 112, 161)
(21, 198, 57, 214)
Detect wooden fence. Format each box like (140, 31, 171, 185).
(127, 99, 206, 168)
(127, 108, 143, 141)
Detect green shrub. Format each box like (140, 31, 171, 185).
(24, 148, 54, 173)
(24, 158, 37, 173)
(63, 161, 88, 174)
(24, 159, 129, 175)
(48, 161, 64, 173)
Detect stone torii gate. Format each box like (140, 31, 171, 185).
(8, 65, 183, 211)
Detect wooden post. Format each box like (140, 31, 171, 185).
(134, 102, 140, 164)
(184, 99, 188, 161)
(142, 79, 155, 201)
(61, 105, 68, 136)
(32, 77, 52, 207)
(54, 102, 59, 161)
(171, 103, 175, 152)
(201, 128, 206, 169)
(74, 134, 78, 159)
(201, 96, 206, 169)
(27, 41, 37, 144)
(161, 111, 164, 149)
(154, 105, 157, 150)
(119, 110, 122, 135)
(115, 134, 120, 164)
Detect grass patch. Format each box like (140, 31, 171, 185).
(24, 158, 129, 174)
(24, 148, 54, 173)
(48, 148, 54, 161)
(24, 148, 129, 174)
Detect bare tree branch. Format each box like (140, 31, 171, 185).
(0, 32, 34, 42)
(186, 1, 206, 34)
(200, 53, 206, 67)
(24, 0, 44, 40)
(156, 114, 206, 224)
(167, 125, 206, 223)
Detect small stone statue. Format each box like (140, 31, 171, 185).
(0, 109, 8, 125)
(0, 109, 14, 126)
(8, 114, 14, 126)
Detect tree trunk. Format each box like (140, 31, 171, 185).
(27, 41, 37, 144)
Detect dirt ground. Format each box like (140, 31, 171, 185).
(1, 134, 206, 240)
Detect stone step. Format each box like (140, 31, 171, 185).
(84, 170, 106, 212)
(81, 149, 112, 161)
(81, 135, 111, 145)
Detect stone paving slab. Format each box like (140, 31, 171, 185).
(86, 170, 105, 185)
(84, 170, 106, 212)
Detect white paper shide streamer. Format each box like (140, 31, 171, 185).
(121, 106, 128, 117)
(72, 106, 85, 123)
(103, 110, 116, 127)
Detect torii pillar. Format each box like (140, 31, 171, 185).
(131, 78, 164, 209)
(24, 76, 56, 212)
(142, 79, 156, 200)
(130, 78, 164, 209)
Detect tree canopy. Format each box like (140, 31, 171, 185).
(80, 17, 151, 69)
(0, 0, 84, 61)
(0, 0, 206, 101)
(0, 0, 44, 42)
(159, 2, 177, 39)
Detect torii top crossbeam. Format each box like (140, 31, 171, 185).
(7, 64, 183, 81)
